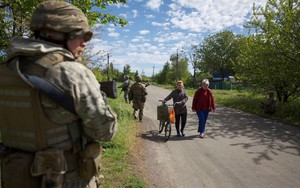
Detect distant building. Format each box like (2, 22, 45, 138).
(209, 73, 231, 90)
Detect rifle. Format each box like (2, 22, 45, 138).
(119, 88, 124, 95)
(99, 80, 118, 99)
(144, 82, 150, 87)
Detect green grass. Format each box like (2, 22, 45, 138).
(101, 91, 146, 188)
(187, 89, 300, 126)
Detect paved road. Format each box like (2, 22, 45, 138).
(139, 85, 300, 188)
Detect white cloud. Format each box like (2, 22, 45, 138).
(146, 0, 163, 11)
(145, 14, 155, 19)
(142, 43, 151, 47)
(166, 0, 268, 32)
(108, 32, 120, 38)
(113, 51, 169, 75)
(132, 38, 141, 43)
(132, 9, 138, 18)
(131, 36, 149, 43)
(107, 28, 115, 32)
(119, 13, 128, 18)
(151, 21, 170, 27)
(139, 30, 150, 35)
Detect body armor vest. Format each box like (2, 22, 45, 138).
(0, 53, 80, 152)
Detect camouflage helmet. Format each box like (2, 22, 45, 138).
(135, 75, 142, 82)
(267, 90, 275, 96)
(30, 1, 93, 41)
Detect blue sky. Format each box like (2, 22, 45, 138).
(90, 0, 268, 77)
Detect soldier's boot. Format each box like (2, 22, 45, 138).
(139, 111, 143, 122)
(133, 110, 137, 120)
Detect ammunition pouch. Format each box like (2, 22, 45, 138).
(31, 148, 67, 188)
(1, 151, 41, 188)
(79, 142, 103, 182)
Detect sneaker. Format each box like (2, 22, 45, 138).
(199, 133, 205, 138)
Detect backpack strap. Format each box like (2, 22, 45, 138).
(24, 74, 76, 114)
(13, 53, 77, 114)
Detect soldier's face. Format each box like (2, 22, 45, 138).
(67, 37, 87, 58)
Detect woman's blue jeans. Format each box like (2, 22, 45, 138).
(196, 110, 209, 133)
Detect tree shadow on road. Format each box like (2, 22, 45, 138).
(137, 129, 166, 143)
(206, 105, 300, 164)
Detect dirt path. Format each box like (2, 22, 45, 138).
(137, 85, 300, 188)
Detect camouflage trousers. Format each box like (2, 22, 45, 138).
(123, 90, 129, 103)
(132, 101, 145, 121)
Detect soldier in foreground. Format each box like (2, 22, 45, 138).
(0, 1, 117, 188)
(128, 75, 148, 122)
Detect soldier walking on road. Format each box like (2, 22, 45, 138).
(128, 75, 148, 122)
(118, 75, 132, 103)
(0, 1, 117, 188)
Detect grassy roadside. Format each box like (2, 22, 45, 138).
(186, 89, 300, 126)
(101, 94, 146, 188)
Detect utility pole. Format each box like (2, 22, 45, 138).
(176, 48, 179, 80)
(107, 52, 111, 81)
(152, 64, 155, 77)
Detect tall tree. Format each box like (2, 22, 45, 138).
(155, 62, 171, 84)
(237, 0, 300, 102)
(0, 0, 127, 61)
(169, 52, 190, 83)
(123, 64, 131, 76)
(194, 30, 238, 82)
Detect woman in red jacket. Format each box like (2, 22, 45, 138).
(192, 79, 216, 138)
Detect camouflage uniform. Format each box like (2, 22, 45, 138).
(128, 76, 147, 122)
(0, 1, 116, 188)
(118, 76, 132, 103)
(260, 91, 276, 114)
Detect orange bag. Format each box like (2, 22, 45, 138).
(169, 106, 175, 123)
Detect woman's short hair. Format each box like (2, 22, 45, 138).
(202, 79, 209, 86)
(177, 80, 183, 85)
